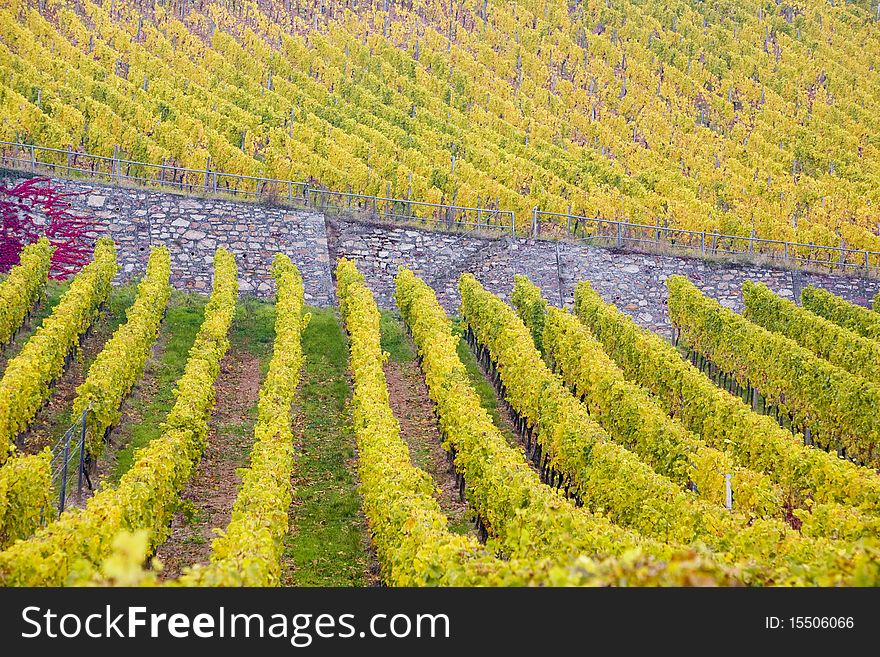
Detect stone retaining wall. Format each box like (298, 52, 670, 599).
(5, 174, 879, 336)
(332, 216, 880, 337)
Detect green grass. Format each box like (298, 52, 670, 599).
(110, 291, 207, 482)
(380, 310, 416, 363)
(282, 307, 372, 586)
(230, 295, 277, 364)
(452, 320, 520, 446)
(110, 294, 280, 482)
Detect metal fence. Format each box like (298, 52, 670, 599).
(46, 407, 92, 520)
(534, 209, 880, 277)
(0, 141, 515, 234)
(2, 140, 878, 276)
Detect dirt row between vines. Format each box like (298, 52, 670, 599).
(383, 358, 475, 537)
(154, 349, 262, 580)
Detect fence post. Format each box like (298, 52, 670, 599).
(865, 251, 870, 275)
(203, 156, 211, 190)
(839, 238, 846, 271)
(30, 144, 36, 172)
(477, 206, 482, 229)
(724, 473, 732, 511)
(59, 431, 70, 517)
(749, 229, 755, 254)
(784, 242, 789, 262)
(77, 409, 87, 499)
(66, 145, 72, 175)
(616, 220, 622, 248)
(532, 207, 538, 238)
(567, 204, 572, 236)
(701, 231, 706, 257)
(511, 212, 515, 236)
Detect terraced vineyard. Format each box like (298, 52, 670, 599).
(3, 0, 880, 262)
(2, 0, 880, 593)
(0, 232, 879, 587)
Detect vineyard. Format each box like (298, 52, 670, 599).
(2, 0, 880, 264)
(1, 0, 880, 593)
(0, 229, 878, 587)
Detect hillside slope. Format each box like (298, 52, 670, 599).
(1, 0, 879, 256)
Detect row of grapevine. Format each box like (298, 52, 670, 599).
(0, 238, 52, 350)
(514, 276, 879, 541)
(336, 257, 506, 585)
(667, 275, 880, 467)
(0, 449, 50, 549)
(339, 258, 738, 586)
(0, 237, 116, 465)
(743, 281, 880, 384)
(459, 274, 880, 584)
(71, 246, 171, 458)
(511, 276, 782, 517)
(0, 248, 237, 586)
(573, 281, 880, 516)
(461, 274, 745, 544)
(802, 285, 880, 342)
(0, 238, 55, 547)
(179, 254, 307, 586)
(394, 267, 679, 563)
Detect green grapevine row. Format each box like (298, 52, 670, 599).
(0, 237, 116, 466)
(509, 275, 548, 353)
(71, 246, 171, 459)
(0, 238, 52, 351)
(573, 280, 880, 517)
(802, 285, 880, 342)
(0, 238, 55, 546)
(515, 276, 880, 541)
(460, 273, 880, 584)
(179, 254, 307, 586)
(0, 449, 50, 549)
(0, 248, 237, 586)
(340, 259, 738, 586)
(743, 280, 880, 385)
(511, 275, 782, 518)
(667, 275, 880, 467)
(463, 273, 747, 545)
(395, 267, 678, 563)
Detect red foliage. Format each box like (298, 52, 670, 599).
(0, 177, 103, 278)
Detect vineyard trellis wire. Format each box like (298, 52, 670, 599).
(2, 141, 880, 277)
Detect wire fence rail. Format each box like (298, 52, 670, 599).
(0, 141, 515, 234)
(534, 210, 880, 278)
(2, 141, 879, 277)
